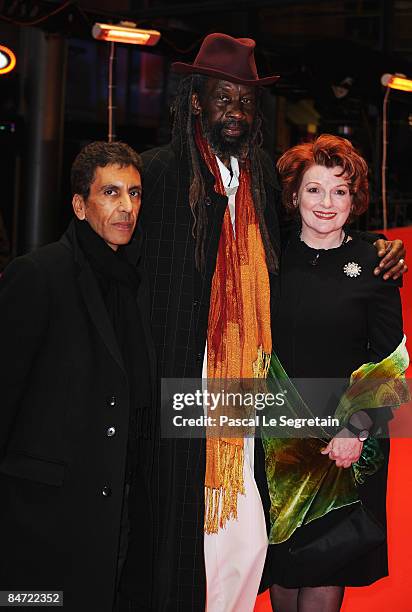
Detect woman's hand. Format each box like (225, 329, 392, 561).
(320, 429, 363, 468)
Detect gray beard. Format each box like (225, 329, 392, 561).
(200, 115, 250, 159)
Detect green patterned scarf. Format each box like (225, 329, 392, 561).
(262, 336, 410, 544)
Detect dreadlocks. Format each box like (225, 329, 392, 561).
(171, 75, 279, 274)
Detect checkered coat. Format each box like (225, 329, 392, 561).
(140, 139, 282, 611)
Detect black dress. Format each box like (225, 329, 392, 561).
(264, 231, 403, 588)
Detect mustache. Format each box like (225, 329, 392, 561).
(112, 215, 135, 223)
(221, 119, 248, 130)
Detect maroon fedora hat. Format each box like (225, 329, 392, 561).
(172, 32, 279, 86)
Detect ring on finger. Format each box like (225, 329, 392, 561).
(399, 258, 405, 265)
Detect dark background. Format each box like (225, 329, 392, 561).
(1, 0, 412, 257)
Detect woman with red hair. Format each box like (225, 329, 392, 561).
(262, 134, 407, 611)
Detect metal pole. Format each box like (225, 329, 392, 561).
(380, 0, 394, 231)
(19, 28, 67, 253)
(381, 87, 390, 231)
(108, 41, 116, 142)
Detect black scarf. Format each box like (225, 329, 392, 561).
(74, 218, 152, 475)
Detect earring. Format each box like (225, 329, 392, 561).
(292, 195, 298, 208)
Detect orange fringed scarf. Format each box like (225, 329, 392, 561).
(195, 122, 272, 534)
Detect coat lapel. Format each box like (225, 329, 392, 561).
(77, 265, 126, 375)
(61, 226, 126, 375)
(123, 229, 157, 388)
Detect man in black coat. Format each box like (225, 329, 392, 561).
(140, 34, 407, 611)
(0, 141, 157, 612)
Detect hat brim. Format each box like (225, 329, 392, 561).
(171, 62, 280, 86)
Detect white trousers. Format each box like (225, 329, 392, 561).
(204, 442, 268, 612)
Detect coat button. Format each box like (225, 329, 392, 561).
(193, 300, 199, 308)
(108, 396, 116, 407)
(204, 196, 212, 206)
(107, 426, 116, 437)
(196, 353, 202, 363)
(102, 486, 112, 497)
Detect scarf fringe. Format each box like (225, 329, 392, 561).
(253, 346, 272, 378)
(204, 442, 245, 534)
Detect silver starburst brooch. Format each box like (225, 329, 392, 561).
(343, 262, 362, 278)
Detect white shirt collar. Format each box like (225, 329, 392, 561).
(215, 156, 240, 189)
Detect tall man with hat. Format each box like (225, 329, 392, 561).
(140, 33, 406, 611)
(140, 33, 279, 611)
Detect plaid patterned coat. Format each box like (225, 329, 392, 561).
(140, 139, 282, 611)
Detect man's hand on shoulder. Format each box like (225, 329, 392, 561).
(373, 238, 407, 280)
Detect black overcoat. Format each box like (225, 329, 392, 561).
(0, 222, 156, 612)
(140, 140, 282, 611)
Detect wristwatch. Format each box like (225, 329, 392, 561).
(345, 421, 370, 442)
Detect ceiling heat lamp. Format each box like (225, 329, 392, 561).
(92, 22, 161, 46)
(380, 73, 412, 230)
(381, 73, 412, 93)
(92, 22, 161, 142)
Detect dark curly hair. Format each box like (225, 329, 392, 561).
(71, 141, 142, 200)
(277, 134, 369, 221)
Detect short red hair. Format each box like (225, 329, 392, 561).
(276, 134, 369, 219)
